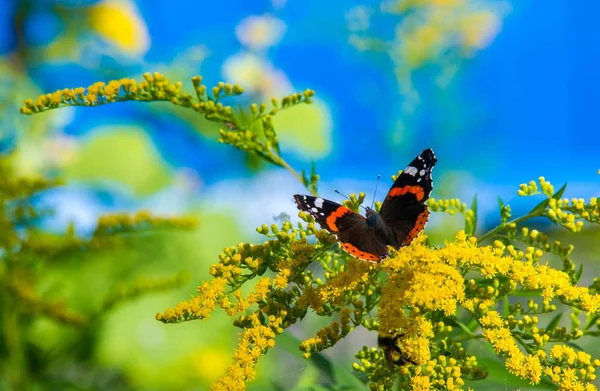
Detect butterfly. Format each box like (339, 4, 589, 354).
(293, 148, 436, 262)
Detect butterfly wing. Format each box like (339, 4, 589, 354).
(379, 148, 437, 246)
(293, 195, 388, 261)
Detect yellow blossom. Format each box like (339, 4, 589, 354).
(87, 0, 149, 55)
(156, 277, 226, 323)
(273, 268, 291, 289)
(410, 375, 432, 391)
(211, 313, 278, 390)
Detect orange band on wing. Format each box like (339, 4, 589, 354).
(403, 209, 429, 245)
(386, 185, 425, 202)
(325, 206, 353, 232)
(341, 242, 381, 262)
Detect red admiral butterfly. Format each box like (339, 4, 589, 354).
(293, 148, 437, 262)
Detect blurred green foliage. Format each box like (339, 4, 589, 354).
(0, 152, 204, 390)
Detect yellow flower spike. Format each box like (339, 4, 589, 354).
(156, 277, 227, 323)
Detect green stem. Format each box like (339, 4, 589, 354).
(453, 334, 485, 343)
(275, 151, 318, 197)
(513, 334, 535, 354)
(477, 211, 544, 243)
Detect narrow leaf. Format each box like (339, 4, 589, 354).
(552, 182, 568, 200)
(574, 264, 584, 283)
(470, 193, 478, 235)
(501, 297, 510, 317)
(301, 169, 309, 186)
(546, 312, 563, 331)
(454, 320, 477, 337)
(511, 289, 543, 297)
(528, 198, 549, 215)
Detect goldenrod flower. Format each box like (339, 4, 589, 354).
(211, 313, 278, 391)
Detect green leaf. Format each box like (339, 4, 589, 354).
(276, 332, 364, 390)
(528, 198, 549, 215)
(454, 320, 477, 337)
(497, 196, 504, 210)
(574, 264, 584, 283)
(529, 182, 568, 216)
(501, 297, 510, 317)
(301, 169, 309, 187)
(511, 289, 543, 297)
(470, 193, 478, 235)
(470, 357, 555, 390)
(277, 332, 334, 383)
(584, 315, 600, 332)
(310, 161, 319, 193)
(551, 182, 568, 200)
(567, 342, 584, 351)
(546, 312, 563, 331)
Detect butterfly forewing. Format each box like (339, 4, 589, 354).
(379, 148, 437, 246)
(380, 148, 437, 213)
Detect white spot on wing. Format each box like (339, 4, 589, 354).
(311, 207, 319, 213)
(419, 169, 426, 176)
(404, 166, 418, 176)
(314, 198, 324, 208)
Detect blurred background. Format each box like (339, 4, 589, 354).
(0, 0, 599, 390)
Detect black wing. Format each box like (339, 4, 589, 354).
(379, 148, 437, 246)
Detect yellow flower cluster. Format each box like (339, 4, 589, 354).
(481, 311, 600, 389)
(427, 198, 468, 216)
(156, 277, 227, 323)
(518, 176, 554, 197)
(548, 197, 599, 230)
(304, 259, 374, 309)
(299, 318, 347, 359)
(372, 231, 600, 388)
(380, 235, 465, 326)
(427, 197, 476, 234)
(273, 268, 291, 289)
(480, 311, 543, 384)
(21, 73, 190, 114)
(546, 345, 599, 389)
(412, 355, 469, 391)
(516, 176, 598, 231)
(210, 312, 279, 391)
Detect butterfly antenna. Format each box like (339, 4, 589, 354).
(334, 189, 366, 211)
(371, 174, 381, 209)
(334, 189, 349, 200)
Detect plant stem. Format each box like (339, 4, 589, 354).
(477, 211, 544, 243)
(275, 151, 318, 197)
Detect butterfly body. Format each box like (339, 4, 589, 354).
(293, 148, 437, 262)
(365, 208, 397, 246)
